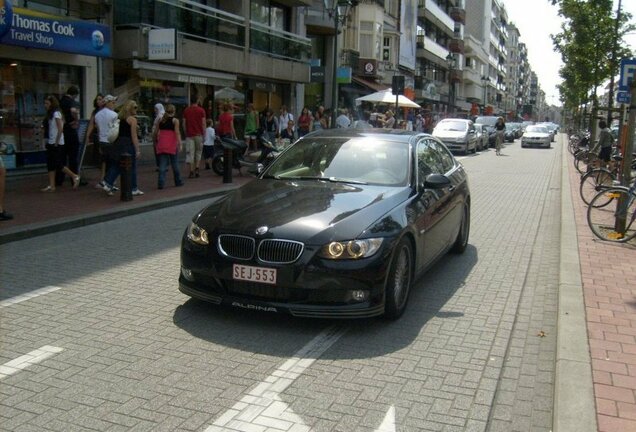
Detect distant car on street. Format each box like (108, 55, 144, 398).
(432, 118, 478, 154)
(521, 125, 551, 148)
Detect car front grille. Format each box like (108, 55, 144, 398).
(218, 235, 304, 263)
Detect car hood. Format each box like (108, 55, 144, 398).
(196, 179, 412, 244)
(433, 130, 467, 139)
(523, 132, 550, 138)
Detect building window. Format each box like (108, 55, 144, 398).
(250, 0, 289, 32)
(360, 21, 374, 58)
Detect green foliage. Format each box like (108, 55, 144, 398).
(549, 0, 634, 113)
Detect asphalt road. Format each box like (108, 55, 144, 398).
(0, 138, 562, 431)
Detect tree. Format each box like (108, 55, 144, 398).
(549, 0, 634, 125)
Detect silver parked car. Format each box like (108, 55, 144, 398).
(432, 118, 478, 154)
(474, 123, 490, 151)
(521, 125, 551, 148)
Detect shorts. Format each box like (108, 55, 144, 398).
(599, 146, 612, 162)
(185, 135, 203, 164)
(244, 131, 257, 140)
(202, 145, 214, 159)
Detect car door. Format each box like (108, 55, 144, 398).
(413, 138, 454, 269)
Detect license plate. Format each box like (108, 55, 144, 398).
(232, 264, 277, 285)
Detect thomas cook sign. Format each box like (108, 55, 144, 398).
(0, 0, 111, 57)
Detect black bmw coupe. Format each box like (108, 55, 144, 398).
(179, 129, 470, 319)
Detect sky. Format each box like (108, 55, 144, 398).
(504, 0, 636, 107)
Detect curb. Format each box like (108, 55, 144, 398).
(553, 140, 596, 431)
(0, 186, 238, 245)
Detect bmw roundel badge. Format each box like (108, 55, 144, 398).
(255, 226, 268, 235)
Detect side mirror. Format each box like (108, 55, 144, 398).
(423, 173, 451, 189)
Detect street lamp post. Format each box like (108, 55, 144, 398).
(446, 54, 455, 115)
(481, 75, 490, 114)
(326, 0, 358, 128)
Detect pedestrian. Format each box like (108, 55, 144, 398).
(297, 106, 312, 137)
(280, 119, 297, 144)
(182, 95, 206, 178)
(0, 155, 12, 221)
(59, 85, 81, 186)
(41, 95, 80, 192)
(414, 114, 424, 132)
(102, 100, 144, 196)
(84, 93, 105, 182)
(153, 104, 184, 189)
(244, 103, 260, 153)
(382, 110, 396, 129)
(592, 120, 614, 170)
(277, 105, 294, 136)
(94, 95, 119, 190)
(217, 103, 236, 139)
(312, 111, 324, 131)
(336, 109, 351, 128)
(151, 103, 165, 169)
(203, 118, 216, 170)
(495, 116, 505, 155)
(262, 108, 278, 142)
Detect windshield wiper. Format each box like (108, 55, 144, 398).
(325, 177, 368, 185)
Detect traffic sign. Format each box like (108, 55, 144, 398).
(619, 58, 636, 91)
(616, 91, 631, 104)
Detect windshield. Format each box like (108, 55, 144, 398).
(474, 116, 498, 126)
(435, 121, 468, 132)
(263, 136, 410, 186)
(526, 126, 548, 134)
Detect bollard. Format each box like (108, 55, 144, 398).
(223, 147, 232, 183)
(119, 153, 133, 201)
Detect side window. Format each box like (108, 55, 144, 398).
(427, 139, 456, 173)
(416, 138, 444, 178)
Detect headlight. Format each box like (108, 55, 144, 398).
(187, 222, 209, 245)
(318, 238, 383, 260)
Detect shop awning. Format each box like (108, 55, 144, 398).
(352, 76, 390, 93)
(132, 60, 237, 87)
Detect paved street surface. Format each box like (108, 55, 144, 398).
(0, 136, 635, 431)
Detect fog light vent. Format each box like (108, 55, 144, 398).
(181, 267, 195, 281)
(351, 290, 368, 302)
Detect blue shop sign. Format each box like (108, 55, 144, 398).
(0, 1, 111, 57)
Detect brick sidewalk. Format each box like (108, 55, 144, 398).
(567, 159, 636, 431)
(0, 162, 250, 237)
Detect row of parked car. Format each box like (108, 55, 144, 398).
(431, 116, 560, 154)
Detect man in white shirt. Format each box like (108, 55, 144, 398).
(277, 105, 294, 136)
(336, 109, 351, 128)
(93, 95, 118, 189)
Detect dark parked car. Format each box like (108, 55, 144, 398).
(179, 129, 471, 319)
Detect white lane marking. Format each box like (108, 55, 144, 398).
(0, 285, 62, 308)
(0, 346, 64, 379)
(375, 405, 396, 432)
(205, 325, 347, 432)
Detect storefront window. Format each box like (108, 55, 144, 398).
(0, 60, 81, 154)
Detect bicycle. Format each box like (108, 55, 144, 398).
(586, 181, 636, 242)
(579, 153, 636, 205)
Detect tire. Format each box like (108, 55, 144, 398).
(384, 238, 413, 320)
(574, 151, 594, 174)
(211, 155, 225, 176)
(579, 169, 614, 206)
(451, 201, 470, 253)
(587, 188, 636, 242)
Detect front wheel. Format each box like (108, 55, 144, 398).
(384, 238, 413, 320)
(579, 169, 615, 206)
(211, 155, 225, 176)
(587, 188, 636, 242)
(451, 202, 470, 253)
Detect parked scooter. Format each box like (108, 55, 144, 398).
(211, 136, 264, 176)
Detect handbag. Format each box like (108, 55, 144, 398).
(107, 117, 120, 143)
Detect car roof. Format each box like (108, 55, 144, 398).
(302, 128, 426, 143)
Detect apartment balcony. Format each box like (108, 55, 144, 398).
(418, 0, 454, 35)
(450, 7, 466, 24)
(416, 35, 450, 64)
(342, 49, 360, 73)
(449, 38, 464, 54)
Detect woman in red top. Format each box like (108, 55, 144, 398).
(217, 103, 236, 139)
(297, 106, 312, 137)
